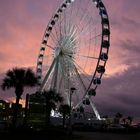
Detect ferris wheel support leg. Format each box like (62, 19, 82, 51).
(39, 59, 56, 92)
(72, 65, 88, 108)
(51, 58, 59, 91)
(89, 98, 101, 120)
(59, 58, 70, 105)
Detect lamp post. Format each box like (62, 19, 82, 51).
(69, 87, 76, 133)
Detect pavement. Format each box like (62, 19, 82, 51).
(73, 131, 140, 140)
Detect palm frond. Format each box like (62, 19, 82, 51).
(25, 68, 37, 86)
(1, 77, 14, 90)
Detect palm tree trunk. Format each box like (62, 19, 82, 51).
(23, 93, 29, 126)
(12, 97, 20, 128)
(46, 109, 51, 126)
(63, 114, 66, 128)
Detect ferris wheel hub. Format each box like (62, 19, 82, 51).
(54, 34, 77, 59)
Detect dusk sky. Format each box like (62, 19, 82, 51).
(0, 0, 140, 118)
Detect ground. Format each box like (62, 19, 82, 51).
(73, 131, 140, 140)
(0, 127, 140, 140)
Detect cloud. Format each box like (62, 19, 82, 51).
(0, 0, 64, 74)
(94, 65, 140, 117)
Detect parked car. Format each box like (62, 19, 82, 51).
(107, 124, 125, 130)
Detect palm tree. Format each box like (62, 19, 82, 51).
(59, 104, 70, 128)
(1, 67, 37, 127)
(42, 90, 63, 125)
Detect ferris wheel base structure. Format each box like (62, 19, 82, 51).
(36, 0, 110, 120)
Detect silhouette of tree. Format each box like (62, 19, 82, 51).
(122, 118, 127, 125)
(1, 67, 37, 127)
(103, 115, 108, 119)
(114, 112, 123, 124)
(127, 116, 133, 125)
(59, 104, 70, 128)
(42, 90, 63, 125)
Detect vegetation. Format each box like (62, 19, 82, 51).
(114, 112, 123, 124)
(59, 104, 70, 127)
(1, 67, 37, 127)
(42, 90, 63, 125)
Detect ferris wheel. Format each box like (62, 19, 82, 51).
(36, 0, 110, 120)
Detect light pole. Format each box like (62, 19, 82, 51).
(69, 87, 76, 132)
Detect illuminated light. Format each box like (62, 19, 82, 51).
(93, 0, 98, 6)
(7, 98, 25, 107)
(66, 0, 71, 5)
(51, 110, 55, 116)
(51, 110, 62, 118)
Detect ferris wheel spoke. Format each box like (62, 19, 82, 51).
(46, 44, 55, 50)
(44, 54, 53, 58)
(83, 34, 102, 44)
(74, 5, 100, 39)
(73, 60, 91, 82)
(76, 16, 93, 37)
(75, 1, 92, 30)
(63, 10, 67, 36)
(73, 65, 87, 92)
(58, 14, 65, 39)
(68, 1, 75, 28)
(54, 26, 59, 43)
(75, 33, 101, 50)
(77, 54, 98, 60)
(75, 12, 101, 42)
(72, 74, 93, 109)
(76, 24, 100, 40)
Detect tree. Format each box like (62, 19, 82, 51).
(122, 118, 127, 125)
(42, 90, 63, 125)
(59, 104, 70, 128)
(1, 67, 37, 127)
(127, 116, 133, 125)
(114, 112, 123, 124)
